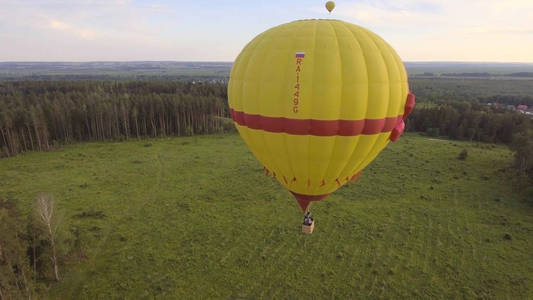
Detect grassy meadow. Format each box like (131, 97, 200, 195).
(1, 133, 532, 299)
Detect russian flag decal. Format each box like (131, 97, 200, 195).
(295, 52, 305, 58)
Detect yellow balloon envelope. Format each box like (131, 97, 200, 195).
(228, 19, 415, 211)
(325, 1, 335, 13)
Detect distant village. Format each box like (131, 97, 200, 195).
(487, 103, 533, 117)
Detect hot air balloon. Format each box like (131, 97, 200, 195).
(228, 19, 415, 220)
(325, 1, 335, 13)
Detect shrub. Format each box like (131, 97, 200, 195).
(457, 149, 468, 160)
(0, 198, 35, 298)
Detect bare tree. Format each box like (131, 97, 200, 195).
(34, 194, 60, 281)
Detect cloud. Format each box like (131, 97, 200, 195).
(49, 20, 70, 31)
(48, 19, 98, 40)
(315, 0, 533, 62)
(1, 0, 170, 35)
(332, 0, 533, 33)
(1, 0, 532, 61)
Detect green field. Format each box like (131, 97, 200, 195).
(1, 133, 532, 299)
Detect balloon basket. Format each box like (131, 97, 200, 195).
(301, 220, 315, 234)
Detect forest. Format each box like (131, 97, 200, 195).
(410, 78, 533, 105)
(0, 81, 231, 157)
(407, 101, 529, 144)
(1, 79, 532, 182)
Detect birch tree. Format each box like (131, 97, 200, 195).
(34, 194, 61, 282)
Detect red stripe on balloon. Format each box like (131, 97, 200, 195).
(230, 109, 403, 137)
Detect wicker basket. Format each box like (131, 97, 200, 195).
(301, 220, 315, 234)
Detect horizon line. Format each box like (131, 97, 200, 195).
(1, 60, 533, 64)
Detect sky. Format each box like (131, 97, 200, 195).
(1, 0, 532, 62)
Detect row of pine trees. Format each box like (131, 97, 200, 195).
(2, 80, 532, 183)
(406, 101, 531, 144)
(0, 81, 231, 157)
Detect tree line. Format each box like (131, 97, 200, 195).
(407, 101, 531, 144)
(409, 78, 533, 105)
(509, 129, 533, 194)
(0, 80, 233, 157)
(407, 100, 533, 191)
(1, 79, 532, 190)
